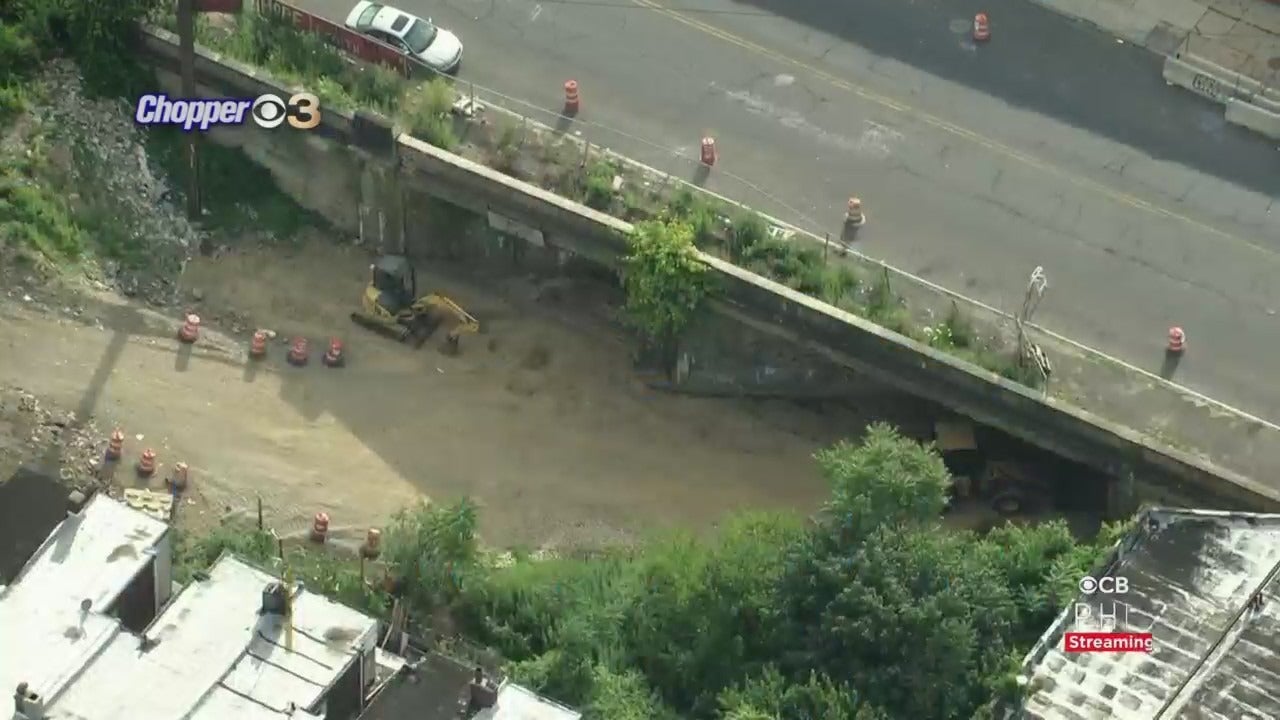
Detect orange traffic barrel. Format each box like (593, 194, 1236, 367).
(105, 429, 125, 461)
(700, 137, 716, 166)
(287, 337, 309, 366)
(846, 197, 866, 226)
(178, 313, 200, 343)
(361, 528, 382, 558)
(973, 13, 991, 41)
(322, 338, 345, 367)
(250, 331, 268, 359)
(563, 80, 580, 115)
(310, 512, 330, 543)
(137, 448, 157, 477)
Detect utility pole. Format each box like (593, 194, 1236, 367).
(178, 0, 201, 221)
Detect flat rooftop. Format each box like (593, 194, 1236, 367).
(47, 553, 379, 720)
(0, 492, 169, 703)
(359, 650, 580, 720)
(1013, 508, 1280, 720)
(474, 684, 581, 720)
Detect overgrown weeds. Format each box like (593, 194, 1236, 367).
(401, 77, 457, 150)
(143, 127, 316, 237)
(489, 116, 522, 173)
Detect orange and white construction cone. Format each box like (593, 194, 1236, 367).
(177, 313, 200, 343)
(322, 338, 345, 367)
(167, 462, 189, 492)
(361, 528, 382, 559)
(845, 197, 866, 227)
(137, 448, 157, 477)
(1167, 326, 1185, 354)
(249, 331, 268, 359)
(287, 337, 309, 367)
(105, 429, 125, 461)
(310, 512, 330, 543)
(563, 80, 580, 116)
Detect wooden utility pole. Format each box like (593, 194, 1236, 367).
(178, 0, 201, 220)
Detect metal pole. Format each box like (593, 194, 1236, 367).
(178, 0, 201, 221)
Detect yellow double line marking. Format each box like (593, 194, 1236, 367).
(632, 0, 1274, 258)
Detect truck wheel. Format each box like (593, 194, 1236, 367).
(992, 492, 1023, 516)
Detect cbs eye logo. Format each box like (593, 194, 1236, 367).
(251, 92, 321, 130)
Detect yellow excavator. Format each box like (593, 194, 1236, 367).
(350, 255, 479, 354)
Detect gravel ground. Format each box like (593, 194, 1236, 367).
(22, 63, 204, 304)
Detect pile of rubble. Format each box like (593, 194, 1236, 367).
(33, 62, 205, 305)
(0, 386, 107, 494)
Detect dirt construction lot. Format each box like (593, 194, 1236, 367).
(0, 238, 915, 549)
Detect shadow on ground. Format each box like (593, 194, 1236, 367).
(0, 468, 72, 582)
(729, 0, 1280, 198)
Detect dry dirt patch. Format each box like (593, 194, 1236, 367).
(0, 238, 890, 550)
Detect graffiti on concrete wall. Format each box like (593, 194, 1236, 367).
(1191, 72, 1227, 99)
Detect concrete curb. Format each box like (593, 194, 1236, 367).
(1026, 0, 1280, 142)
(1163, 53, 1280, 140)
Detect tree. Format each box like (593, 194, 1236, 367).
(717, 666, 889, 720)
(584, 665, 674, 720)
(617, 514, 804, 715)
(775, 426, 1022, 719)
(777, 524, 1020, 720)
(382, 499, 479, 612)
(421, 428, 1118, 720)
(622, 218, 713, 344)
(813, 422, 950, 546)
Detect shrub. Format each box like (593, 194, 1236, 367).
(0, 163, 84, 262)
(668, 187, 698, 218)
(727, 213, 766, 260)
(623, 218, 714, 342)
(344, 62, 403, 111)
(582, 159, 617, 211)
(401, 78, 458, 150)
(820, 266, 860, 306)
(489, 116, 522, 173)
(943, 302, 976, 349)
(0, 24, 38, 83)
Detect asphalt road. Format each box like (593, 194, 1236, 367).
(298, 0, 1280, 420)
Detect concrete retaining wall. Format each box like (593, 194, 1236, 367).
(138, 28, 1280, 514)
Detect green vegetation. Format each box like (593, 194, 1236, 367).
(659, 188, 1043, 387)
(2, 0, 319, 267)
(143, 126, 318, 236)
(1, 0, 163, 268)
(191, 6, 461, 150)
(177, 425, 1125, 720)
(622, 217, 714, 344)
(180, 6, 1043, 388)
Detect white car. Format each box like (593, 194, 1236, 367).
(344, 1, 463, 74)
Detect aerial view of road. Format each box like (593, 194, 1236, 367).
(300, 0, 1280, 420)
